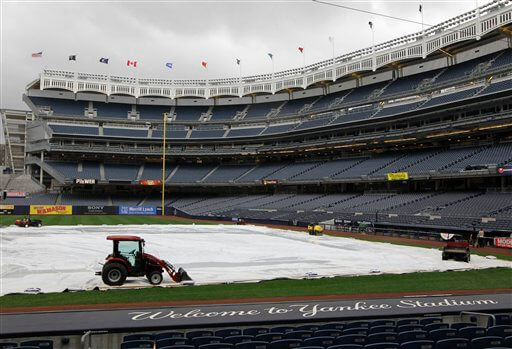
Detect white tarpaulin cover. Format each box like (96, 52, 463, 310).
(1, 224, 509, 295)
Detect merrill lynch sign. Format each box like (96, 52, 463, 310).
(129, 296, 504, 323)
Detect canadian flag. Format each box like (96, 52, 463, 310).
(298, 47, 304, 53)
(127, 60, 137, 67)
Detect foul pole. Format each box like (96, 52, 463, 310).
(161, 113, 167, 216)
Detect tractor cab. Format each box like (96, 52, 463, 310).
(108, 235, 144, 269)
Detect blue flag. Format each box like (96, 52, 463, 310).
(236, 59, 241, 65)
(166, 62, 173, 69)
(99, 57, 109, 64)
(267, 53, 273, 60)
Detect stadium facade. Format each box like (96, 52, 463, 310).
(2, 0, 512, 236)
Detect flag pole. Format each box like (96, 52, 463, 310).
(161, 111, 167, 216)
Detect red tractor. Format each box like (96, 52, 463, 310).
(96, 235, 192, 286)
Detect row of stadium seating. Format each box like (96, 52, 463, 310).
(42, 143, 512, 182)
(44, 78, 510, 140)
(1, 314, 509, 349)
(30, 49, 512, 123)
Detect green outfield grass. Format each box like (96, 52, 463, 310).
(0, 215, 213, 226)
(1, 268, 510, 309)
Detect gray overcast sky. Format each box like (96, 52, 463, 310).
(1, 0, 479, 110)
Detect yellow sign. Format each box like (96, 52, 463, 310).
(387, 172, 409, 181)
(0, 205, 14, 210)
(30, 205, 72, 215)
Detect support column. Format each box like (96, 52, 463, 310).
(40, 151, 44, 184)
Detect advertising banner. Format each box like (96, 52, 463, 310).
(75, 179, 97, 185)
(73, 206, 117, 215)
(387, 172, 409, 181)
(0, 204, 15, 215)
(6, 192, 26, 197)
(139, 179, 162, 186)
(30, 205, 72, 215)
(494, 237, 512, 249)
(118, 206, 157, 215)
(262, 179, 279, 185)
(497, 165, 512, 175)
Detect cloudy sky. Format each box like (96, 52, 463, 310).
(1, 0, 480, 110)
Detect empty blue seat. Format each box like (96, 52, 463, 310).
(342, 329, 368, 336)
(316, 330, 343, 338)
(469, 336, 503, 349)
(398, 331, 429, 343)
(0, 344, 17, 349)
(435, 338, 469, 349)
(424, 323, 448, 332)
(400, 340, 434, 349)
(334, 335, 366, 345)
(487, 325, 512, 337)
(346, 322, 370, 330)
(216, 329, 243, 338)
(20, 341, 53, 349)
(319, 324, 345, 331)
(369, 327, 395, 335)
(269, 339, 303, 349)
(225, 336, 254, 345)
(495, 314, 512, 326)
(419, 318, 442, 326)
(124, 334, 156, 342)
(371, 321, 396, 328)
(326, 345, 363, 349)
(303, 336, 336, 347)
(297, 347, 323, 349)
(14, 347, 39, 349)
(458, 327, 487, 340)
(363, 343, 399, 349)
(397, 325, 423, 333)
(160, 346, 194, 349)
(192, 336, 223, 347)
(297, 325, 320, 332)
(256, 333, 285, 342)
(199, 344, 235, 349)
(429, 329, 458, 342)
(187, 331, 215, 339)
(272, 327, 296, 334)
(120, 340, 155, 349)
(157, 338, 190, 348)
(505, 336, 512, 346)
(367, 333, 398, 344)
(397, 320, 419, 327)
(284, 331, 313, 340)
(234, 342, 269, 349)
(157, 332, 186, 340)
(451, 323, 477, 331)
(244, 328, 271, 336)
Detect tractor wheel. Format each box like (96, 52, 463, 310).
(102, 263, 127, 286)
(147, 271, 163, 285)
(465, 254, 471, 263)
(37, 223, 42, 227)
(25, 224, 29, 228)
(442, 253, 447, 260)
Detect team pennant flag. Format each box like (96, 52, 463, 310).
(368, 21, 373, 29)
(328, 36, 334, 43)
(419, 4, 422, 12)
(165, 62, 173, 69)
(236, 58, 241, 65)
(127, 60, 137, 67)
(32, 51, 43, 58)
(69, 55, 76, 61)
(298, 47, 304, 53)
(201, 61, 208, 68)
(99, 57, 109, 64)
(267, 53, 273, 60)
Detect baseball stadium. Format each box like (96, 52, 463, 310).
(1, 1, 512, 348)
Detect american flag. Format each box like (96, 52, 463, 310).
(32, 51, 43, 58)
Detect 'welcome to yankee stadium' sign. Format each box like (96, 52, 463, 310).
(1, 294, 510, 336)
